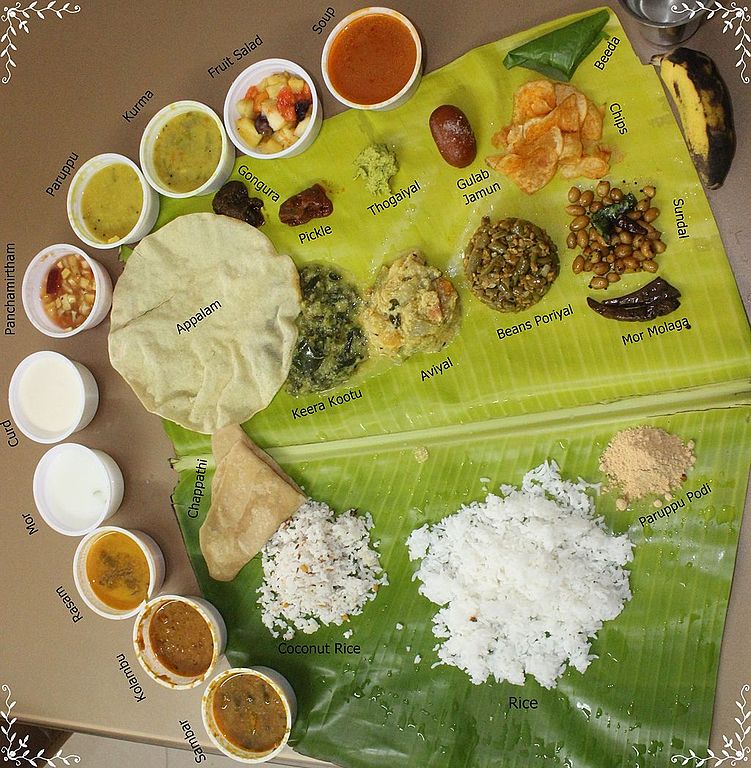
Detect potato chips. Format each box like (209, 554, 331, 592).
(487, 80, 610, 194)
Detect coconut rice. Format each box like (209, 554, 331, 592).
(258, 500, 388, 640)
(406, 461, 633, 689)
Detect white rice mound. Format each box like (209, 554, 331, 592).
(258, 500, 388, 640)
(406, 461, 633, 689)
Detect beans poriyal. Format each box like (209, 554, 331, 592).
(465, 217, 559, 312)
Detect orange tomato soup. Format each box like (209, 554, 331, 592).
(327, 14, 417, 105)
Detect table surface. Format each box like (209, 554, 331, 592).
(1, 1, 749, 765)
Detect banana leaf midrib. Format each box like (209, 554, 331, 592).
(170, 377, 751, 469)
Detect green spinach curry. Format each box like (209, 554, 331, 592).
(285, 264, 368, 395)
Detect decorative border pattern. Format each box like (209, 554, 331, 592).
(672, 684, 751, 766)
(1, 684, 81, 767)
(1, 1, 81, 85)
(671, 1, 751, 83)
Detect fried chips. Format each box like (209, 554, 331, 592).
(487, 80, 610, 194)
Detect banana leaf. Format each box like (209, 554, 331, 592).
(171, 401, 751, 768)
(153, 8, 751, 452)
(156, 8, 751, 768)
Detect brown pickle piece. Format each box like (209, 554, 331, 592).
(587, 277, 681, 321)
(279, 184, 333, 227)
(212, 180, 265, 227)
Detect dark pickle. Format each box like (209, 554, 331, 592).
(279, 184, 333, 227)
(212, 180, 264, 228)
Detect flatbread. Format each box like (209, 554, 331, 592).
(200, 430, 305, 582)
(211, 424, 302, 492)
(108, 213, 300, 434)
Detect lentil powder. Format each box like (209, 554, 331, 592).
(599, 426, 695, 508)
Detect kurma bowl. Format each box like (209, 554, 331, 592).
(321, 7, 423, 111)
(67, 153, 159, 249)
(140, 100, 235, 198)
(202, 666, 297, 763)
(223, 58, 322, 159)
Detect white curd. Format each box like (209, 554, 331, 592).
(17, 355, 82, 433)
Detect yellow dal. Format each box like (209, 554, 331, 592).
(153, 111, 222, 193)
(81, 163, 143, 243)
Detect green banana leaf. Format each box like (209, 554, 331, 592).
(172, 400, 751, 768)
(154, 8, 751, 452)
(503, 9, 610, 80)
(153, 8, 751, 768)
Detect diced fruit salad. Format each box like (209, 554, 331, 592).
(235, 72, 313, 154)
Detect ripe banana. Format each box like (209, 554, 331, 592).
(652, 47, 736, 189)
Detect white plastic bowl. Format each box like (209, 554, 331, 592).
(140, 101, 235, 198)
(133, 594, 227, 689)
(22, 243, 112, 338)
(8, 351, 99, 444)
(202, 666, 297, 763)
(224, 59, 322, 159)
(73, 526, 165, 620)
(321, 7, 423, 111)
(33, 443, 124, 536)
(67, 153, 159, 249)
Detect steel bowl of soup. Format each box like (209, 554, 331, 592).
(140, 101, 235, 198)
(67, 154, 159, 249)
(133, 594, 226, 689)
(321, 7, 423, 111)
(202, 667, 296, 763)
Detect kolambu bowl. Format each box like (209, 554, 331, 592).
(133, 594, 226, 689)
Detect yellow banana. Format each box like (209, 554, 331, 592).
(652, 47, 736, 189)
